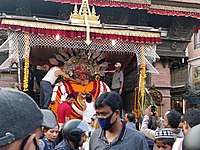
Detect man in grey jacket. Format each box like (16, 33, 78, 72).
(89, 91, 149, 150)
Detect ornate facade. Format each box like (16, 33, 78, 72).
(0, 0, 200, 115)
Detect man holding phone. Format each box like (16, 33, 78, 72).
(140, 106, 183, 141)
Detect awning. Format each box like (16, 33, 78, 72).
(0, 15, 160, 76)
(45, 0, 150, 9)
(186, 96, 200, 104)
(45, 0, 200, 19)
(0, 16, 161, 43)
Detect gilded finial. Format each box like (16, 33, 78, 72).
(92, 6, 96, 16)
(82, 3, 88, 15)
(69, 0, 100, 25)
(73, 4, 78, 15)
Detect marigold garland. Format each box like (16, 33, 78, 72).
(23, 33, 30, 91)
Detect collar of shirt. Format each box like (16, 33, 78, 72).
(98, 122, 126, 145)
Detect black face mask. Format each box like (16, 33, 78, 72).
(98, 112, 117, 130)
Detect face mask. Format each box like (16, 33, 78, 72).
(98, 112, 117, 130)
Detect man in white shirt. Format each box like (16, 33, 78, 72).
(40, 61, 80, 109)
(79, 93, 96, 123)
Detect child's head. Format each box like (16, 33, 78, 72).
(155, 128, 175, 150)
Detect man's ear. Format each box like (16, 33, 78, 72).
(185, 122, 191, 131)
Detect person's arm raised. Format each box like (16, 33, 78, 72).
(55, 70, 81, 84)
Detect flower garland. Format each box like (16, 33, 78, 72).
(23, 33, 30, 91)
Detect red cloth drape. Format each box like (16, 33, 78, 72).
(47, 0, 200, 19)
(48, 0, 149, 9)
(0, 24, 161, 43)
(148, 9, 200, 19)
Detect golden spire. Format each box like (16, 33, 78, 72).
(82, 2, 88, 15)
(70, 4, 79, 20)
(70, 0, 100, 25)
(92, 6, 96, 16)
(73, 4, 78, 15)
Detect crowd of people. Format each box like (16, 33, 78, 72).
(1, 61, 200, 150)
(2, 88, 200, 150)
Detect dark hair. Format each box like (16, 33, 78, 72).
(67, 94, 75, 99)
(155, 138, 175, 147)
(57, 61, 65, 67)
(126, 113, 135, 123)
(166, 110, 181, 128)
(94, 91, 122, 114)
(43, 123, 60, 132)
(183, 108, 200, 128)
(86, 93, 93, 103)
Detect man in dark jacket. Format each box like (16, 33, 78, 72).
(89, 91, 149, 150)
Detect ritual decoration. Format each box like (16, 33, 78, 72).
(149, 88, 163, 105)
(134, 41, 161, 116)
(139, 43, 146, 115)
(50, 80, 109, 118)
(23, 33, 30, 91)
(49, 48, 110, 117)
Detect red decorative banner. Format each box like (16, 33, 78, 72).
(0, 24, 161, 43)
(46, 0, 149, 9)
(46, 0, 200, 19)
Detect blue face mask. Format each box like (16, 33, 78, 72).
(98, 112, 117, 130)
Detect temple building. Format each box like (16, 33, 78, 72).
(0, 0, 200, 116)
